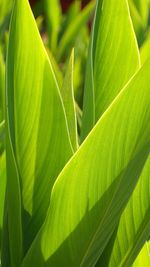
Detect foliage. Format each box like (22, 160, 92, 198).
(0, 0, 150, 267)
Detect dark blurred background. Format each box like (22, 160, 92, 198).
(29, 0, 91, 11)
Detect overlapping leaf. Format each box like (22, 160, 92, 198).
(127, 0, 150, 46)
(2, 1, 150, 267)
(130, 0, 150, 27)
(6, 0, 73, 255)
(133, 242, 150, 267)
(97, 156, 150, 267)
(81, 0, 140, 141)
(22, 60, 150, 267)
(46, 48, 63, 87)
(2, 130, 23, 267)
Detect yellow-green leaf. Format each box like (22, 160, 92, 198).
(22, 60, 150, 267)
(6, 0, 73, 254)
(133, 242, 150, 267)
(81, 0, 140, 141)
(61, 50, 78, 151)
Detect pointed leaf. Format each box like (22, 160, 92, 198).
(81, 0, 140, 141)
(6, 0, 73, 252)
(22, 60, 150, 267)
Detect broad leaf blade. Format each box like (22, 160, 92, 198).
(81, 0, 140, 141)
(7, 0, 73, 253)
(22, 60, 150, 267)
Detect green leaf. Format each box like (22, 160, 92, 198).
(0, 120, 5, 156)
(44, 0, 61, 53)
(98, 156, 150, 267)
(0, 48, 5, 154)
(62, 1, 81, 33)
(80, 39, 95, 141)
(61, 50, 78, 151)
(57, 0, 95, 60)
(2, 125, 23, 267)
(0, 48, 5, 123)
(75, 102, 82, 140)
(0, 120, 5, 141)
(140, 33, 150, 64)
(81, 0, 140, 141)
(130, 0, 150, 27)
(128, 0, 145, 45)
(0, 0, 13, 24)
(0, 153, 6, 252)
(6, 0, 73, 253)
(132, 242, 150, 267)
(1, 207, 11, 267)
(22, 60, 150, 267)
(128, 0, 150, 46)
(46, 47, 63, 88)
